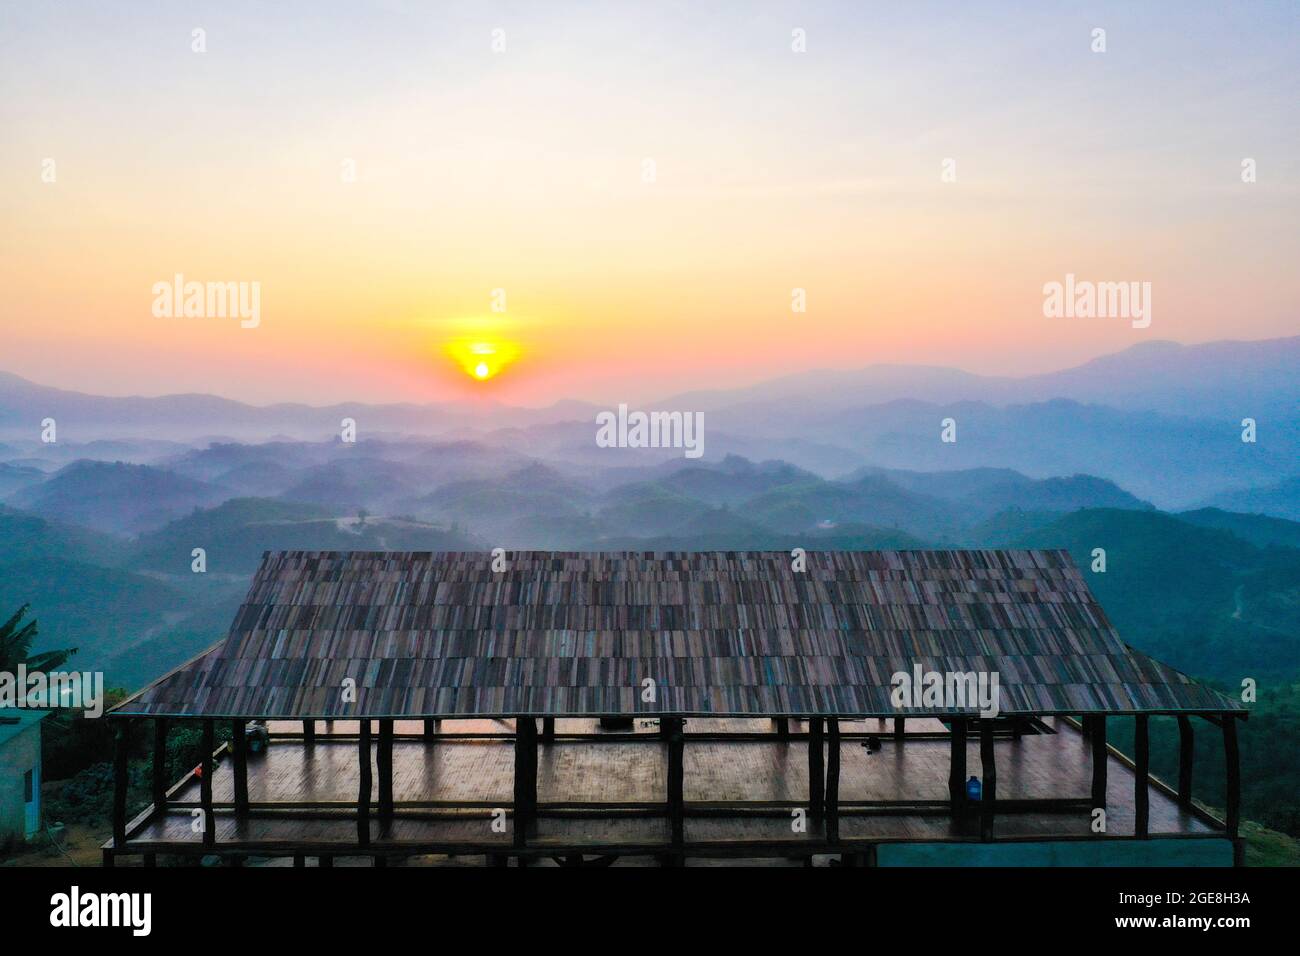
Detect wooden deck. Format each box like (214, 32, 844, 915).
(110, 716, 1223, 863)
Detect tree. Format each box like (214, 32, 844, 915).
(0, 603, 76, 673)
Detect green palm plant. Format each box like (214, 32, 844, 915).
(0, 603, 76, 673)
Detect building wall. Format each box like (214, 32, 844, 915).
(0, 723, 42, 843)
(877, 838, 1234, 867)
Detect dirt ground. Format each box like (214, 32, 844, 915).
(0, 823, 109, 868)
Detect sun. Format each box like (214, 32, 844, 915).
(446, 337, 520, 382)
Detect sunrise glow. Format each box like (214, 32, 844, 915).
(446, 338, 521, 383)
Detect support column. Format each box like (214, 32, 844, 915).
(979, 720, 996, 841)
(773, 717, 789, 738)
(1177, 716, 1194, 808)
(1134, 715, 1150, 839)
(825, 718, 841, 844)
(377, 719, 394, 819)
(541, 717, 555, 743)
(513, 716, 538, 848)
(200, 719, 215, 848)
(232, 719, 249, 817)
(151, 717, 168, 812)
(424, 718, 437, 740)
(1089, 715, 1108, 809)
(808, 717, 825, 819)
(304, 719, 315, 745)
(112, 720, 130, 849)
(948, 717, 967, 813)
(357, 720, 372, 847)
(1223, 715, 1241, 841)
(893, 717, 905, 743)
(664, 716, 685, 848)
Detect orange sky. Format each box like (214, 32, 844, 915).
(1, 3, 1296, 406)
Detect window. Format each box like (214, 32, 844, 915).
(24, 769, 34, 803)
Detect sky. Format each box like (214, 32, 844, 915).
(1, 1, 1297, 407)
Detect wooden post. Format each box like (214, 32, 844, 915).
(200, 719, 215, 847)
(808, 717, 825, 818)
(541, 717, 555, 743)
(1089, 715, 1108, 809)
(293, 853, 305, 867)
(232, 719, 249, 817)
(893, 716, 905, 743)
(357, 720, 372, 847)
(1177, 715, 1194, 808)
(377, 719, 394, 818)
(825, 718, 841, 844)
(665, 716, 685, 848)
(1223, 715, 1240, 840)
(774, 717, 789, 738)
(979, 720, 996, 841)
(513, 716, 538, 848)
(948, 717, 967, 813)
(151, 717, 168, 811)
(112, 720, 129, 849)
(304, 719, 315, 745)
(1134, 715, 1150, 839)
(423, 718, 436, 741)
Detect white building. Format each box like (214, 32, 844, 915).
(0, 710, 49, 844)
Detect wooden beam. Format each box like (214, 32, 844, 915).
(541, 717, 555, 743)
(232, 719, 249, 817)
(979, 720, 996, 841)
(513, 717, 537, 848)
(948, 717, 967, 813)
(1134, 715, 1150, 839)
(1089, 715, 1107, 809)
(808, 717, 825, 818)
(303, 719, 315, 745)
(665, 716, 685, 847)
(825, 718, 841, 844)
(151, 717, 168, 811)
(112, 721, 129, 848)
(357, 720, 372, 847)
(378, 719, 394, 818)
(1177, 715, 1194, 808)
(1223, 715, 1241, 840)
(200, 719, 215, 847)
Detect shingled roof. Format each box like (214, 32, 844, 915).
(112, 550, 1240, 719)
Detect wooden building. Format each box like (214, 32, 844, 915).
(104, 550, 1245, 866)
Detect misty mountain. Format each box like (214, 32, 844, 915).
(0, 462, 46, 498)
(847, 466, 1154, 518)
(0, 369, 591, 441)
(743, 474, 965, 539)
(131, 497, 481, 576)
(653, 455, 818, 506)
(6, 460, 229, 534)
(1193, 476, 1300, 523)
(659, 337, 1300, 424)
(1176, 508, 1300, 550)
(1012, 509, 1299, 685)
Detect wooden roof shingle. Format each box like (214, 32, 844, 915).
(112, 550, 1241, 719)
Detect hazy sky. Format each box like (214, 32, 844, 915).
(2, 1, 1296, 406)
